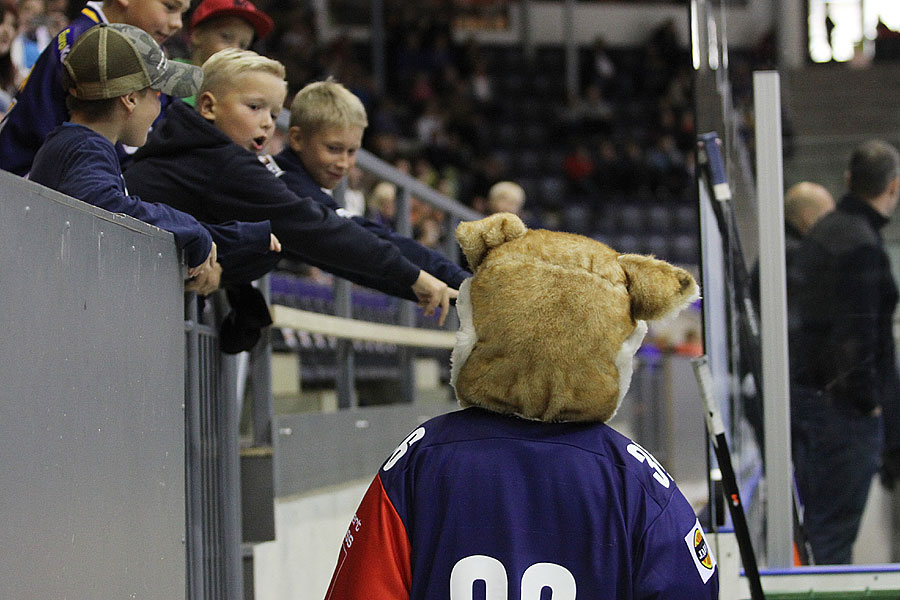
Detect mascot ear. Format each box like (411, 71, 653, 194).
(456, 212, 528, 270)
(618, 254, 700, 321)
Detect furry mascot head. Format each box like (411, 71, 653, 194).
(451, 213, 700, 423)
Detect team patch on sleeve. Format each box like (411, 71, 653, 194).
(683, 518, 716, 584)
(57, 27, 74, 61)
(257, 154, 285, 177)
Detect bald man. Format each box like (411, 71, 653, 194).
(784, 181, 835, 243)
(751, 181, 834, 307)
(746, 181, 835, 455)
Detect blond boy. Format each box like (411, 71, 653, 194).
(268, 79, 469, 295)
(126, 49, 456, 324)
(487, 180, 526, 215)
(0, 0, 191, 175)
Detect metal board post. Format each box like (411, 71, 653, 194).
(218, 343, 244, 599)
(184, 295, 205, 600)
(334, 277, 358, 409)
(331, 182, 357, 409)
(395, 184, 416, 404)
(753, 69, 793, 569)
(250, 275, 274, 445)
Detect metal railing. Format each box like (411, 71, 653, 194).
(245, 146, 483, 436)
(184, 294, 243, 600)
(330, 148, 482, 408)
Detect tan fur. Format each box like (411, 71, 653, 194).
(453, 213, 699, 423)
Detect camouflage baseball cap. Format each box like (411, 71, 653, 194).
(64, 23, 203, 100)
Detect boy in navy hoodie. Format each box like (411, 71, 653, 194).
(269, 79, 469, 299)
(125, 48, 455, 323)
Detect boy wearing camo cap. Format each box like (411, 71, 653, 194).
(30, 23, 281, 294)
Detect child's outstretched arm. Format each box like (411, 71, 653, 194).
(185, 242, 222, 296)
(411, 271, 458, 327)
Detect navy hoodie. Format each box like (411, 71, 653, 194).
(31, 122, 274, 278)
(272, 147, 469, 301)
(125, 102, 421, 290)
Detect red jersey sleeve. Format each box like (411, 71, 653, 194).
(324, 474, 411, 600)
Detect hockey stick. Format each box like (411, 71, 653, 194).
(697, 131, 815, 566)
(693, 356, 765, 600)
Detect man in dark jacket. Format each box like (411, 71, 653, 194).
(789, 139, 900, 564)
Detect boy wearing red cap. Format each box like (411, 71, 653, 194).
(188, 0, 272, 67)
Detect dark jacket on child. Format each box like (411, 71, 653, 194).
(272, 147, 469, 300)
(30, 122, 274, 277)
(124, 101, 422, 290)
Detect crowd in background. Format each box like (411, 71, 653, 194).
(0, 0, 779, 259)
(0, 0, 774, 356)
(0, 0, 801, 365)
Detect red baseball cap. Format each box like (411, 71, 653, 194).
(190, 0, 274, 40)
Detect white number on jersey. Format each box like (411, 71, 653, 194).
(627, 442, 671, 488)
(383, 427, 426, 472)
(450, 555, 576, 600)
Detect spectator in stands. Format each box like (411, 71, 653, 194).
(43, 0, 65, 34)
(0, 0, 191, 175)
(367, 181, 397, 228)
(342, 165, 367, 217)
(580, 35, 616, 96)
(0, 0, 18, 114)
(563, 142, 597, 197)
(187, 0, 272, 68)
(10, 0, 50, 74)
(487, 180, 525, 216)
(559, 83, 613, 136)
(673, 328, 703, 358)
(29, 23, 281, 296)
(124, 49, 457, 325)
(593, 139, 622, 199)
(271, 78, 468, 297)
(619, 141, 646, 195)
(468, 57, 493, 109)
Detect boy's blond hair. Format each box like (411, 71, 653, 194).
(200, 48, 286, 97)
(289, 79, 368, 133)
(369, 181, 396, 209)
(487, 181, 525, 214)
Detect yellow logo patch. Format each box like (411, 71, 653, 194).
(684, 518, 716, 584)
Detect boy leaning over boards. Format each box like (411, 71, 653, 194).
(29, 23, 281, 295)
(268, 79, 470, 300)
(124, 48, 456, 324)
(0, 0, 190, 176)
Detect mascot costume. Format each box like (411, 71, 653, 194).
(325, 213, 717, 599)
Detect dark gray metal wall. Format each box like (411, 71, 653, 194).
(274, 402, 457, 498)
(0, 172, 186, 599)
